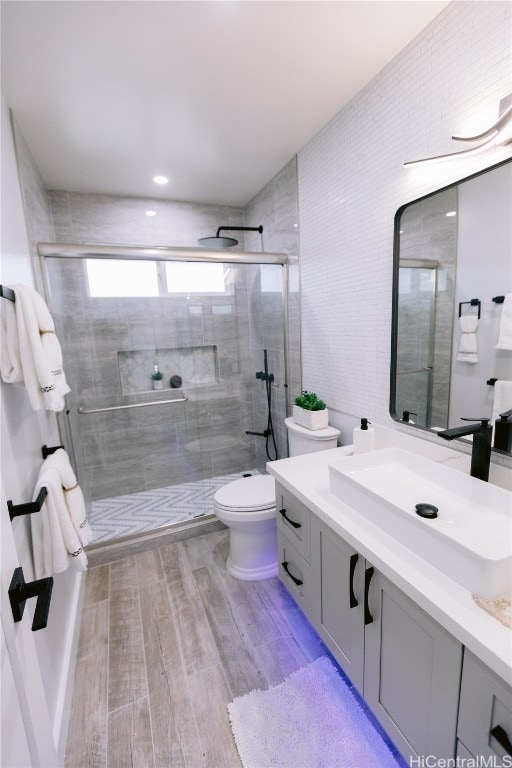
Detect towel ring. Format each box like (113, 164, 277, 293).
(458, 298, 481, 319)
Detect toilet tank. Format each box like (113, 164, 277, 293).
(285, 417, 340, 456)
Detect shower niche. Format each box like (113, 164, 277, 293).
(118, 345, 219, 395)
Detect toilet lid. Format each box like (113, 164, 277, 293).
(214, 474, 275, 511)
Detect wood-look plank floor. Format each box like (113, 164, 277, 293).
(65, 529, 328, 768)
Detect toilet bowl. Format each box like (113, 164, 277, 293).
(214, 418, 341, 581)
(214, 474, 277, 580)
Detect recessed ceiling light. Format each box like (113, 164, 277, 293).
(153, 175, 168, 185)
(145, 210, 157, 217)
(445, 211, 457, 217)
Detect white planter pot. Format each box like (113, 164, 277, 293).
(152, 380, 164, 390)
(292, 404, 329, 431)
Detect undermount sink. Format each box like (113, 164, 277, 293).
(328, 447, 512, 598)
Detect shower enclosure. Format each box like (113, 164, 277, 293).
(41, 243, 289, 545)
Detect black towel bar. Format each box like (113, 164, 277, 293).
(458, 298, 481, 319)
(9, 567, 53, 631)
(492, 295, 505, 304)
(0, 285, 15, 302)
(8, 487, 47, 521)
(42, 444, 64, 459)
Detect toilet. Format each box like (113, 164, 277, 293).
(214, 417, 340, 580)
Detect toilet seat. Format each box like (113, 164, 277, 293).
(214, 474, 275, 512)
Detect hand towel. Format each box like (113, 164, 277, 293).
(31, 449, 92, 578)
(495, 293, 512, 350)
(491, 381, 512, 423)
(456, 315, 479, 363)
(0, 284, 70, 411)
(0, 296, 23, 384)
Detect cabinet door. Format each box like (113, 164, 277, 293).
(364, 569, 462, 762)
(458, 650, 512, 760)
(277, 532, 313, 619)
(310, 517, 365, 693)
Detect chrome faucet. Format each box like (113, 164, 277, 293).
(437, 418, 492, 482)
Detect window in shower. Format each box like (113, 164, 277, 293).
(85, 258, 230, 297)
(85, 258, 160, 297)
(164, 261, 228, 294)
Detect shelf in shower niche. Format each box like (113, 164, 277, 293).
(117, 345, 218, 396)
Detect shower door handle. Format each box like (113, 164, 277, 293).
(78, 396, 188, 414)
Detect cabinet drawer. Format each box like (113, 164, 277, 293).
(276, 483, 311, 563)
(458, 650, 512, 760)
(277, 532, 313, 618)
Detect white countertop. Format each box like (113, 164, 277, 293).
(267, 435, 512, 684)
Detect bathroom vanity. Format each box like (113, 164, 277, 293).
(268, 438, 512, 763)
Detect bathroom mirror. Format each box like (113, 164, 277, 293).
(390, 157, 512, 453)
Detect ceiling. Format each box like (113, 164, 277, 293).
(1, 1, 449, 207)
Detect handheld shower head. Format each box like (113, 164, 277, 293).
(198, 225, 263, 249)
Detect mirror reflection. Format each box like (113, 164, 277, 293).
(391, 158, 512, 453)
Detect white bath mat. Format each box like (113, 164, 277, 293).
(228, 656, 402, 768)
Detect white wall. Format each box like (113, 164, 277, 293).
(1, 95, 82, 764)
(297, 0, 512, 448)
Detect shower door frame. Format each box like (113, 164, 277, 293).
(38, 242, 291, 547)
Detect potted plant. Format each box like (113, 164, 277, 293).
(293, 390, 329, 430)
(151, 369, 164, 390)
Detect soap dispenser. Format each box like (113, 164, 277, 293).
(353, 418, 375, 455)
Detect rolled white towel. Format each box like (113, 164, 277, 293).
(0, 296, 23, 384)
(31, 449, 91, 578)
(495, 294, 512, 351)
(456, 315, 479, 363)
(491, 381, 512, 423)
(0, 284, 70, 411)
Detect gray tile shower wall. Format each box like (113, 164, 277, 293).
(244, 157, 301, 466)
(44, 189, 296, 499)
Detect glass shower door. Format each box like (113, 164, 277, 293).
(395, 264, 436, 427)
(44, 255, 286, 544)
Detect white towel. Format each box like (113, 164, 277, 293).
(31, 449, 92, 578)
(0, 284, 70, 411)
(496, 293, 512, 350)
(491, 381, 512, 423)
(456, 315, 479, 363)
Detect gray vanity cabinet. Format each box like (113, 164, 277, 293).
(310, 516, 365, 692)
(457, 650, 512, 760)
(276, 485, 464, 763)
(364, 568, 462, 760)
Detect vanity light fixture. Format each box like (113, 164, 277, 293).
(404, 94, 512, 168)
(445, 211, 457, 217)
(145, 210, 157, 217)
(153, 175, 168, 184)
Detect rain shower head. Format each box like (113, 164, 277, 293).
(198, 226, 263, 249)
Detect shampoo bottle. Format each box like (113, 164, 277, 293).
(352, 418, 375, 455)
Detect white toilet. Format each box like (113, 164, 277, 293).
(214, 417, 340, 580)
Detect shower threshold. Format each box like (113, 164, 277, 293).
(88, 468, 263, 545)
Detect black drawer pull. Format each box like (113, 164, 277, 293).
(281, 561, 303, 586)
(279, 508, 301, 529)
(349, 553, 359, 608)
(491, 725, 512, 756)
(364, 567, 374, 625)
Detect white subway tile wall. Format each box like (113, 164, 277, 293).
(298, 1, 512, 425)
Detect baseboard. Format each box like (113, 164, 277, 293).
(52, 571, 85, 765)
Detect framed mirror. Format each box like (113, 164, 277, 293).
(390, 157, 512, 453)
